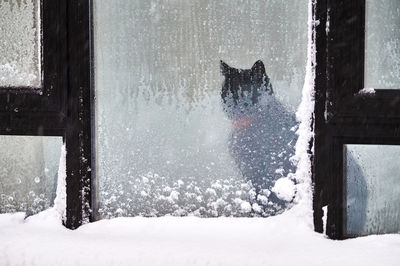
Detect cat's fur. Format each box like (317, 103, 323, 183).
(220, 60, 297, 214)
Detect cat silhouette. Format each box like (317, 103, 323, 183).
(220, 60, 297, 214)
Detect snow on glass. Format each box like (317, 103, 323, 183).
(346, 145, 400, 236)
(0, 136, 62, 216)
(94, 0, 308, 218)
(365, 0, 400, 89)
(0, 0, 41, 88)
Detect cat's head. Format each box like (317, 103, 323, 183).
(220, 60, 273, 107)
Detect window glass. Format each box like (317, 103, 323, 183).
(365, 0, 400, 89)
(94, 0, 307, 218)
(0, 0, 41, 88)
(0, 136, 62, 216)
(345, 144, 400, 236)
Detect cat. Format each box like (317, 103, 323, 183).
(220, 60, 297, 214)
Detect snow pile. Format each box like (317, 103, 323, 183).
(280, 0, 315, 223)
(358, 88, 376, 94)
(1, 211, 400, 266)
(272, 177, 296, 201)
(53, 144, 67, 222)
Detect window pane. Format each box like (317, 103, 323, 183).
(0, 136, 62, 216)
(345, 144, 400, 236)
(94, 0, 307, 218)
(0, 0, 41, 88)
(365, 0, 400, 89)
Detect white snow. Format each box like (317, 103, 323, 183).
(53, 144, 67, 222)
(322, 205, 328, 234)
(252, 202, 262, 213)
(272, 177, 296, 201)
(358, 88, 376, 94)
(239, 201, 252, 213)
(1, 207, 399, 266)
(257, 194, 269, 205)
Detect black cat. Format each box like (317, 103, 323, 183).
(220, 60, 297, 214)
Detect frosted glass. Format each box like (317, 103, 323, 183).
(94, 0, 307, 218)
(0, 0, 41, 88)
(0, 136, 62, 216)
(346, 145, 400, 235)
(365, 0, 400, 89)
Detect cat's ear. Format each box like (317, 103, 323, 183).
(220, 60, 233, 76)
(251, 60, 266, 78)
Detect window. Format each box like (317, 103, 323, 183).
(313, 0, 400, 239)
(0, 0, 66, 217)
(0, 0, 67, 136)
(92, 0, 308, 219)
(1, 0, 398, 240)
(345, 144, 400, 236)
(0, 0, 91, 229)
(0, 136, 62, 216)
(0, 0, 41, 88)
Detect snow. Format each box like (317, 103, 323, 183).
(53, 144, 66, 222)
(272, 177, 296, 201)
(289, 0, 316, 218)
(358, 88, 376, 94)
(1, 208, 400, 266)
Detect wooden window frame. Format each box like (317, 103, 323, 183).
(0, 0, 67, 136)
(0, 0, 93, 230)
(313, 0, 400, 239)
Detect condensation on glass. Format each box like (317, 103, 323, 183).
(94, 0, 308, 218)
(0, 0, 41, 88)
(365, 0, 400, 89)
(0, 136, 61, 216)
(345, 144, 400, 236)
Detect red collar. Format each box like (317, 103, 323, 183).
(233, 118, 252, 128)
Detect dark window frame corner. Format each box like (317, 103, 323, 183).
(313, 0, 400, 239)
(0, 0, 93, 230)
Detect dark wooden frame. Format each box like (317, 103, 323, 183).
(0, 0, 92, 230)
(313, 0, 400, 239)
(65, 0, 92, 229)
(0, 0, 67, 136)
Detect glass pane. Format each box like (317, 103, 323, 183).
(0, 136, 62, 216)
(94, 0, 308, 218)
(365, 0, 400, 89)
(0, 0, 41, 88)
(346, 144, 400, 236)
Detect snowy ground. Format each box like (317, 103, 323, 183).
(1, 207, 400, 266)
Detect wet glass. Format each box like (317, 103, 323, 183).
(345, 144, 400, 236)
(365, 0, 400, 89)
(94, 0, 308, 218)
(0, 136, 62, 216)
(0, 0, 41, 88)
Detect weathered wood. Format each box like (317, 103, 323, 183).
(65, 0, 93, 229)
(0, 0, 67, 135)
(314, 0, 400, 239)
